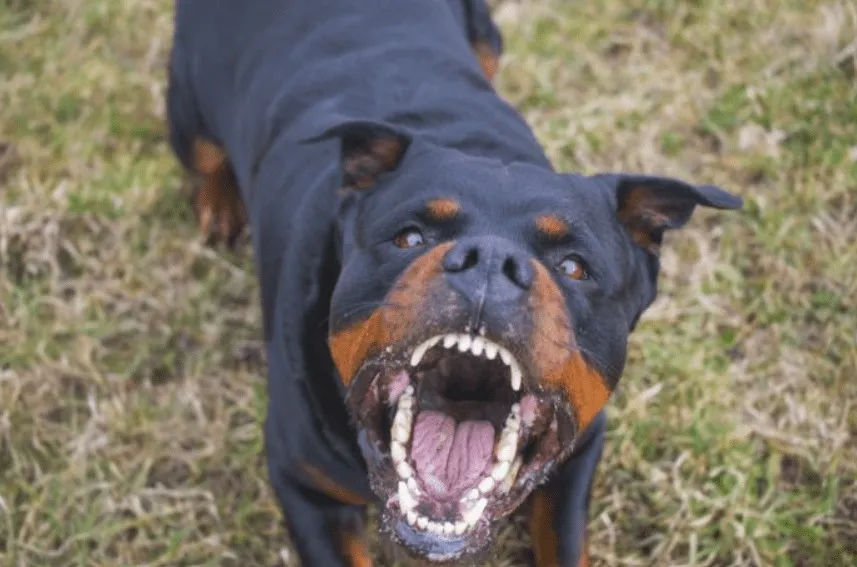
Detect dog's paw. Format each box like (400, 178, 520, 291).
(191, 139, 247, 247)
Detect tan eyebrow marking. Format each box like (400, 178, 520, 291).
(425, 198, 461, 221)
(535, 215, 570, 240)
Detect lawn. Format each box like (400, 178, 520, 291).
(1, 0, 855, 565)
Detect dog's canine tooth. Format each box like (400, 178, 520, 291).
(442, 334, 458, 348)
(484, 341, 498, 360)
(391, 441, 406, 463)
(509, 360, 522, 391)
(463, 498, 488, 526)
(398, 481, 417, 511)
(410, 339, 431, 367)
(477, 476, 495, 494)
(456, 334, 472, 352)
(496, 437, 517, 462)
(490, 460, 511, 481)
(499, 347, 511, 365)
(470, 336, 485, 356)
(499, 456, 523, 494)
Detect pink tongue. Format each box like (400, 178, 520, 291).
(410, 411, 495, 499)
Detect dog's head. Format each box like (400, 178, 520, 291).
(310, 120, 742, 562)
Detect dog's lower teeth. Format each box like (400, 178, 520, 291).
(463, 498, 488, 526)
(396, 461, 413, 479)
(491, 460, 510, 481)
(407, 510, 418, 525)
(399, 481, 417, 511)
(417, 516, 428, 529)
(391, 441, 406, 463)
(478, 476, 496, 493)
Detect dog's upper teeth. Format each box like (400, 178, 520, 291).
(509, 362, 522, 391)
(470, 336, 485, 356)
(410, 336, 440, 367)
(442, 334, 458, 348)
(456, 334, 472, 352)
(499, 347, 511, 365)
(483, 342, 498, 360)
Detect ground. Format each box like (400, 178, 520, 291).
(0, 0, 855, 565)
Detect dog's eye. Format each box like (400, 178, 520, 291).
(558, 255, 588, 280)
(393, 227, 425, 249)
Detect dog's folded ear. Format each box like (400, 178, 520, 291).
(303, 120, 412, 190)
(596, 174, 743, 254)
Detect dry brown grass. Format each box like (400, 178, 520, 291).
(1, 0, 856, 565)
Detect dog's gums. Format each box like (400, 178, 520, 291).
(348, 330, 576, 561)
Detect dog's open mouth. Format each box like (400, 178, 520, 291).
(348, 332, 577, 562)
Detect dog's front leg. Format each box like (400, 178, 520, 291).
(268, 469, 372, 567)
(529, 411, 607, 567)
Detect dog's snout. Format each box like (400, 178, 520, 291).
(443, 236, 533, 303)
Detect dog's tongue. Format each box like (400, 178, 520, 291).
(410, 410, 495, 500)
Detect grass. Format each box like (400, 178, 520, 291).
(0, 0, 855, 565)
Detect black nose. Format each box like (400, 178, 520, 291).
(443, 236, 533, 304)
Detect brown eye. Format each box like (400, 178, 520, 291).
(393, 227, 425, 249)
(559, 255, 588, 280)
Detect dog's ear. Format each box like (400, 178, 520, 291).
(596, 174, 743, 254)
(304, 120, 412, 190)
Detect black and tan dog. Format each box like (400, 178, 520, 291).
(166, 1, 742, 565)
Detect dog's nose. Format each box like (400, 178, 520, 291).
(443, 236, 533, 304)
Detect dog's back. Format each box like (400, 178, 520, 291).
(168, 0, 545, 196)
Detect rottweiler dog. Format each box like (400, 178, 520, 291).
(166, 1, 743, 565)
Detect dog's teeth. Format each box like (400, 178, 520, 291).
(396, 460, 413, 479)
(454, 521, 468, 535)
(465, 488, 480, 501)
(478, 476, 495, 494)
(496, 437, 517, 462)
(406, 476, 419, 493)
(443, 334, 458, 348)
(429, 521, 443, 534)
(479, 325, 486, 337)
(463, 498, 488, 526)
(417, 516, 429, 529)
(399, 396, 413, 410)
(484, 342, 498, 360)
(499, 347, 511, 365)
(499, 456, 523, 494)
(407, 510, 418, 525)
(392, 422, 410, 444)
(491, 460, 511, 481)
(410, 340, 431, 367)
(456, 334, 472, 352)
(443, 522, 455, 536)
(470, 337, 485, 356)
(398, 481, 417, 511)
(509, 361, 522, 391)
(391, 441, 406, 463)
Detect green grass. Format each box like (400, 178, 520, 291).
(1, 0, 855, 565)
